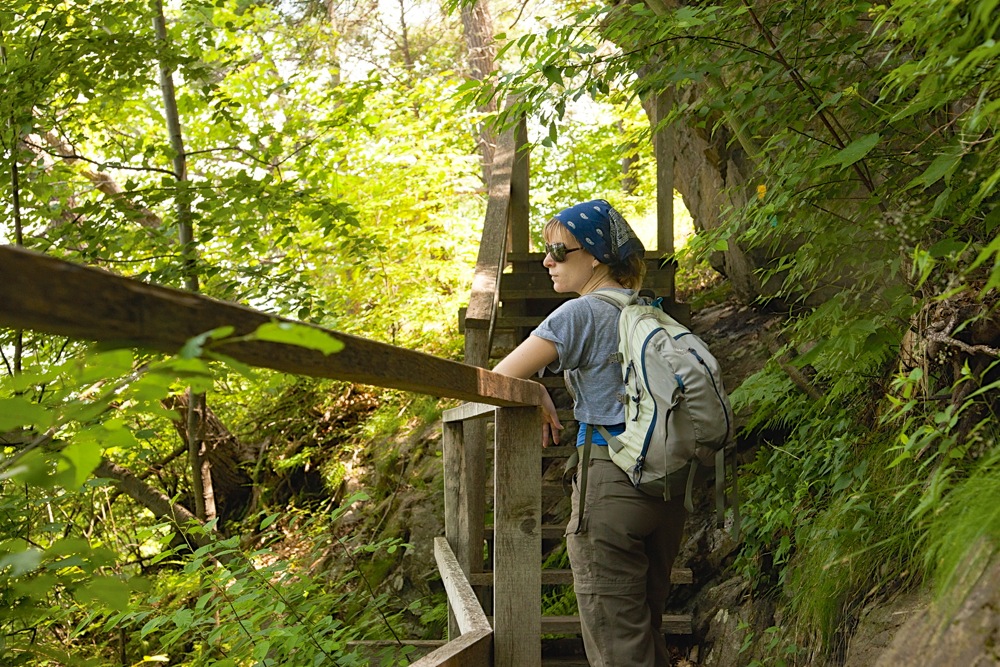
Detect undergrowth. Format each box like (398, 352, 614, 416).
(732, 338, 999, 664)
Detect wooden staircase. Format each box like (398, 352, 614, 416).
(463, 247, 694, 664)
(434, 97, 693, 666)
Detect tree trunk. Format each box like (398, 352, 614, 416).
(94, 459, 226, 554)
(460, 0, 498, 186)
(163, 393, 254, 526)
(153, 0, 216, 520)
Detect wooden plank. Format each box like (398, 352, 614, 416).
(0, 246, 549, 409)
(541, 614, 692, 635)
(493, 406, 542, 667)
(541, 445, 576, 459)
(484, 524, 566, 542)
(464, 328, 493, 371)
(505, 250, 675, 264)
(465, 125, 516, 331)
(435, 537, 491, 635)
(441, 386, 564, 423)
(469, 567, 693, 586)
(500, 271, 677, 292)
(407, 628, 492, 667)
(442, 423, 464, 640)
(461, 418, 488, 581)
(442, 402, 495, 424)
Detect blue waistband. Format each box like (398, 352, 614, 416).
(576, 422, 625, 447)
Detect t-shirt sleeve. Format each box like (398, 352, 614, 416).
(531, 299, 595, 373)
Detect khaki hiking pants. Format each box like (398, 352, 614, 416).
(566, 458, 687, 667)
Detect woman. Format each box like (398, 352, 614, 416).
(492, 199, 687, 667)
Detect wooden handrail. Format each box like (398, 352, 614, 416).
(433, 537, 492, 635)
(406, 538, 491, 667)
(0, 246, 548, 409)
(464, 123, 515, 335)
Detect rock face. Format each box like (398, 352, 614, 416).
(873, 548, 1000, 667)
(843, 592, 928, 667)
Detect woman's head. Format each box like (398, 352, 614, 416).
(543, 199, 646, 290)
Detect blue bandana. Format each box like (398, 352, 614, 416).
(552, 199, 644, 265)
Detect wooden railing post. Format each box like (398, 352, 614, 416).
(493, 405, 541, 667)
(442, 419, 463, 639)
(442, 415, 487, 640)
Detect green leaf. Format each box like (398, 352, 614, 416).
(254, 322, 344, 355)
(180, 326, 236, 359)
(928, 238, 967, 258)
(542, 65, 563, 87)
(906, 147, 963, 190)
(0, 397, 53, 431)
(77, 576, 132, 611)
(0, 546, 42, 577)
(58, 439, 105, 488)
(817, 133, 880, 169)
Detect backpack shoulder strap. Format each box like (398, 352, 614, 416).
(586, 289, 635, 311)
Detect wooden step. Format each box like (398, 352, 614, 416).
(484, 613, 692, 636)
(469, 567, 692, 587)
(506, 250, 676, 265)
(542, 614, 692, 635)
(542, 445, 576, 458)
(501, 270, 677, 292)
(486, 524, 567, 540)
(458, 306, 552, 332)
(542, 658, 589, 666)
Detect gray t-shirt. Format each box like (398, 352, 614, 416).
(532, 288, 632, 425)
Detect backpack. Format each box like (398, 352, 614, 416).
(578, 289, 739, 533)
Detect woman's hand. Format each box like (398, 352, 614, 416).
(540, 391, 563, 448)
(492, 335, 562, 447)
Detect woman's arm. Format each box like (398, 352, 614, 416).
(493, 335, 558, 378)
(492, 335, 564, 446)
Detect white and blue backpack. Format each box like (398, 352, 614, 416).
(583, 290, 739, 531)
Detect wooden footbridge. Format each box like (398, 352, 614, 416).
(0, 104, 692, 666)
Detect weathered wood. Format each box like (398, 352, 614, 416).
(493, 406, 542, 667)
(541, 614, 692, 635)
(505, 250, 675, 264)
(465, 126, 515, 333)
(461, 418, 488, 586)
(0, 246, 548, 408)
(443, 422, 464, 640)
(469, 567, 694, 586)
(435, 537, 492, 635)
(510, 115, 530, 257)
(443, 402, 496, 424)
(442, 419, 486, 602)
(407, 628, 492, 667)
(499, 271, 677, 292)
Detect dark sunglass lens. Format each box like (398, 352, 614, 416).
(545, 243, 567, 262)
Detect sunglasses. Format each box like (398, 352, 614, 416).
(544, 242, 583, 262)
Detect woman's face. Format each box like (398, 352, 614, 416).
(542, 225, 596, 294)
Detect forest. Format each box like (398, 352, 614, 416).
(1, 0, 998, 665)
